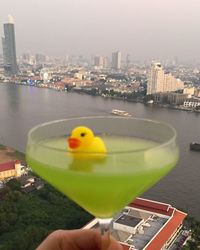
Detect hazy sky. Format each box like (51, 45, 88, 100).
(1, 0, 200, 61)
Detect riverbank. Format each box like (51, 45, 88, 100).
(62, 89, 199, 114)
(71, 87, 199, 113)
(2, 81, 199, 114)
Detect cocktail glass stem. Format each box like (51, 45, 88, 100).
(98, 218, 112, 235)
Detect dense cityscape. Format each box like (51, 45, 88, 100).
(1, 16, 200, 114)
(1, 11, 200, 250)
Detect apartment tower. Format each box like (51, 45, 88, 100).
(147, 62, 184, 95)
(2, 15, 18, 75)
(112, 51, 121, 70)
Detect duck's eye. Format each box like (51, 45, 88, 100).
(80, 133, 86, 137)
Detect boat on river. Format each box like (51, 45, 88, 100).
(147, 100, 154, 104)
(111, 109, 132, 117)
(190, 142, 200, 151)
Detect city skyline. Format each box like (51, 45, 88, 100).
(1, 0, 200, 61)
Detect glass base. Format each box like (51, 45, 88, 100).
(98, 218, 113, 235)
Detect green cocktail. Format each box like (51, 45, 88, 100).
(26, 117, 179, 231)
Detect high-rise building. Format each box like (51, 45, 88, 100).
(0, 54, 3, 65)
(102, 56, 109, 69)
(94, 56, 109, 69)
(112, 51, 121, 70)
(22, 52, 35, 65)
(94, 56, 103, 68)
(147, 62, 184, 95)
(35, 53, 46, 64)
(2, 15, 18, 75)
(126, 54, 131, 69)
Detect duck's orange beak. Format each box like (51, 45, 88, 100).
(68, 138, 81, 149)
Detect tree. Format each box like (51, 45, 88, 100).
(0, 181, 92, 250)
(6, 179, 21, 191)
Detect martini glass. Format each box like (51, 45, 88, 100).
(26, 117, 178, 234)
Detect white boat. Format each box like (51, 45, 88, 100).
(111, 109, 132, 117)
(147, 100, 154, 104)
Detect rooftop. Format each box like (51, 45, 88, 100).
(84, 197, 187, 250)
(112, 208, 168, 249)
(0, 161, 16, 172)
(115, 215, 142, 228)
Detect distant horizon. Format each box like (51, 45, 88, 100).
(1, 45, 199, 65)
(1, 51, 200, 65)
(1, 0, 200, 62)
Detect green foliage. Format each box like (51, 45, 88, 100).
(0, 144, 6, 150)
(6, 179, 21, 191)
(183, 215, 200, 249)
(183, 240, 199, 249)
(0, 182, 93, 250)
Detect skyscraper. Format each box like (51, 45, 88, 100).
(112, 51, 121, 70)
(126, 54, 131, 69)
(2, 15, 18, 75)
(147, 62, 184, 95)
(147, 62, 164, 95)
(94, 56, 103, 68)
(93, 56, 109, 69)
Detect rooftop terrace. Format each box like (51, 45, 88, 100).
(112, 208, 168, 250)
(84, 197, 187, 250)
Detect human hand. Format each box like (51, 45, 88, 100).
(37, 229, 123, 250)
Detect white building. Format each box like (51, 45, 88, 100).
(194, 88, 200, 97)
(183, 100, 200, 108)
(147, 62, 184, 95)
(183, 87, 195, 96)
(84, 197, 188, 250)
(0, 161, 22, 180)
(113, 214, 144, 234)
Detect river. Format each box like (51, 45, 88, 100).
(0, 83, 200, 218)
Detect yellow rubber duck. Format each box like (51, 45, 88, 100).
(67, 126, 107, 159)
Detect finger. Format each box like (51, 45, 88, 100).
(101, 234, 122, 250)
(108, 236, 123, 250)
(60, 229, 102, 250)
(101, 233, 110, 250)
(36, 230, 63, 250)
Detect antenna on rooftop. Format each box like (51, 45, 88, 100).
(138, 226, 144, 234)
